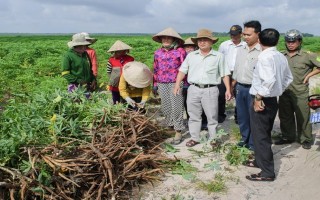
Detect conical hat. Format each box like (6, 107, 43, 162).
(123, 61, 153, 88)
(152, 27, 184, 45)
(183, 37, 196, 46)
(107, 40, 132, 53)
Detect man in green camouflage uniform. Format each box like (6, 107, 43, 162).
(276, 29, 320, 149)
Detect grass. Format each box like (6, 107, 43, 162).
(311, 85, 320, 94)
(197, 173, 227, 194)
(229, 124, 241, 142)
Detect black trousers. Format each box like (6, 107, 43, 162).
(250, 97, 278, 178)
(218, 81, 226, 117)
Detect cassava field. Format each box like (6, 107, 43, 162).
(0, 34, 319, 199)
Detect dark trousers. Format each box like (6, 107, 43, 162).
(236, 84, 253, 148)
(279, 90, 312, 143)
(111, 91, 124, 105)
(182, 88, 190, 119)
(233, 83, 237, 122)
(250, 97, 278, 178)
(218, 81, 226, 118)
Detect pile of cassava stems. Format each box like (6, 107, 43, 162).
(0, 109, 175, 199)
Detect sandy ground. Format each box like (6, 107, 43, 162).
(138, 75, 320, 200)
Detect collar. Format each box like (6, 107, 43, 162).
(243, 43, 261, 52)
(227, 40, 246, 47)
(263, 46, 277, 52)
(194, 49, 219, 56)
(283, 50, 302, 56)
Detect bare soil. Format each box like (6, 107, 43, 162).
(137, 75, 320, 200)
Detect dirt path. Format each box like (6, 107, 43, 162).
(140, 75, 320, 200)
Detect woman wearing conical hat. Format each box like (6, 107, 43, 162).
(119, 61, 152, 111)
(152, 27, 186, 144)
(107, 40, 134, 104)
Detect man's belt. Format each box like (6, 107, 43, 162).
(238, 83, 251, 88)
(191, 83, 217, 88)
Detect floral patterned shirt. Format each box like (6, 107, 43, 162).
(153, 47, 186, 86)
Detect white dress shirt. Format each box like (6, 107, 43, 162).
(249, 47, 293, 97)
(218, 40, 246, 72)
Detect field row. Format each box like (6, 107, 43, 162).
(1, 35, 320, 98)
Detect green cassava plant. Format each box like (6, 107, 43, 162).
(224, 144, 253, 166)
(170, 160, 198, 181)
(0, 88, 124, 166)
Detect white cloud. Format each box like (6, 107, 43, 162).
(0, 0, 319, 35)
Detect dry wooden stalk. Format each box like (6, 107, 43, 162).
(0, 110, 175, 199)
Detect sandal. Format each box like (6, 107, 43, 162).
(186, 139, 199, 147)
(243, 160, 259, 168)
(246, 173, 275, 182)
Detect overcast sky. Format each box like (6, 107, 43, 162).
(1, 0, 320, 35)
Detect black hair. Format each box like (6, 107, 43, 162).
(259, 28, 280, 47)
(243, 20, 261, 33)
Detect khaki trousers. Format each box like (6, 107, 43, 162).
(187, 85, 219, 142)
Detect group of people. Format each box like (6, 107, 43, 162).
(61, 21, 320, 182)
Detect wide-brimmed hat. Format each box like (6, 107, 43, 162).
(152, 27, 184, 45)
(191, 29, 219, 44)
(123, 61, 153, 88)
(80, 32, 98, 44)
(67, 33, 91, 48)
(228, 25, 242, 35)
(183, 37, 196, 46)
(107, 40, 132, 53)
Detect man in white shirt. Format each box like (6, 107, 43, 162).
(245, 28, 293, 182)
(218, 25, 246, 123)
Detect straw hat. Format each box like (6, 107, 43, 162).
(107, 40, 132, 53)
(67, 33, 91, 48)
(123, 61, 153, 88)
(80, 32, 98, 44)
(191, 29, 219, 44)
(183, 37, 196, 46)
(152, 27, 184, 45)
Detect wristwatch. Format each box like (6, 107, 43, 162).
(255, 94, 263, 101)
